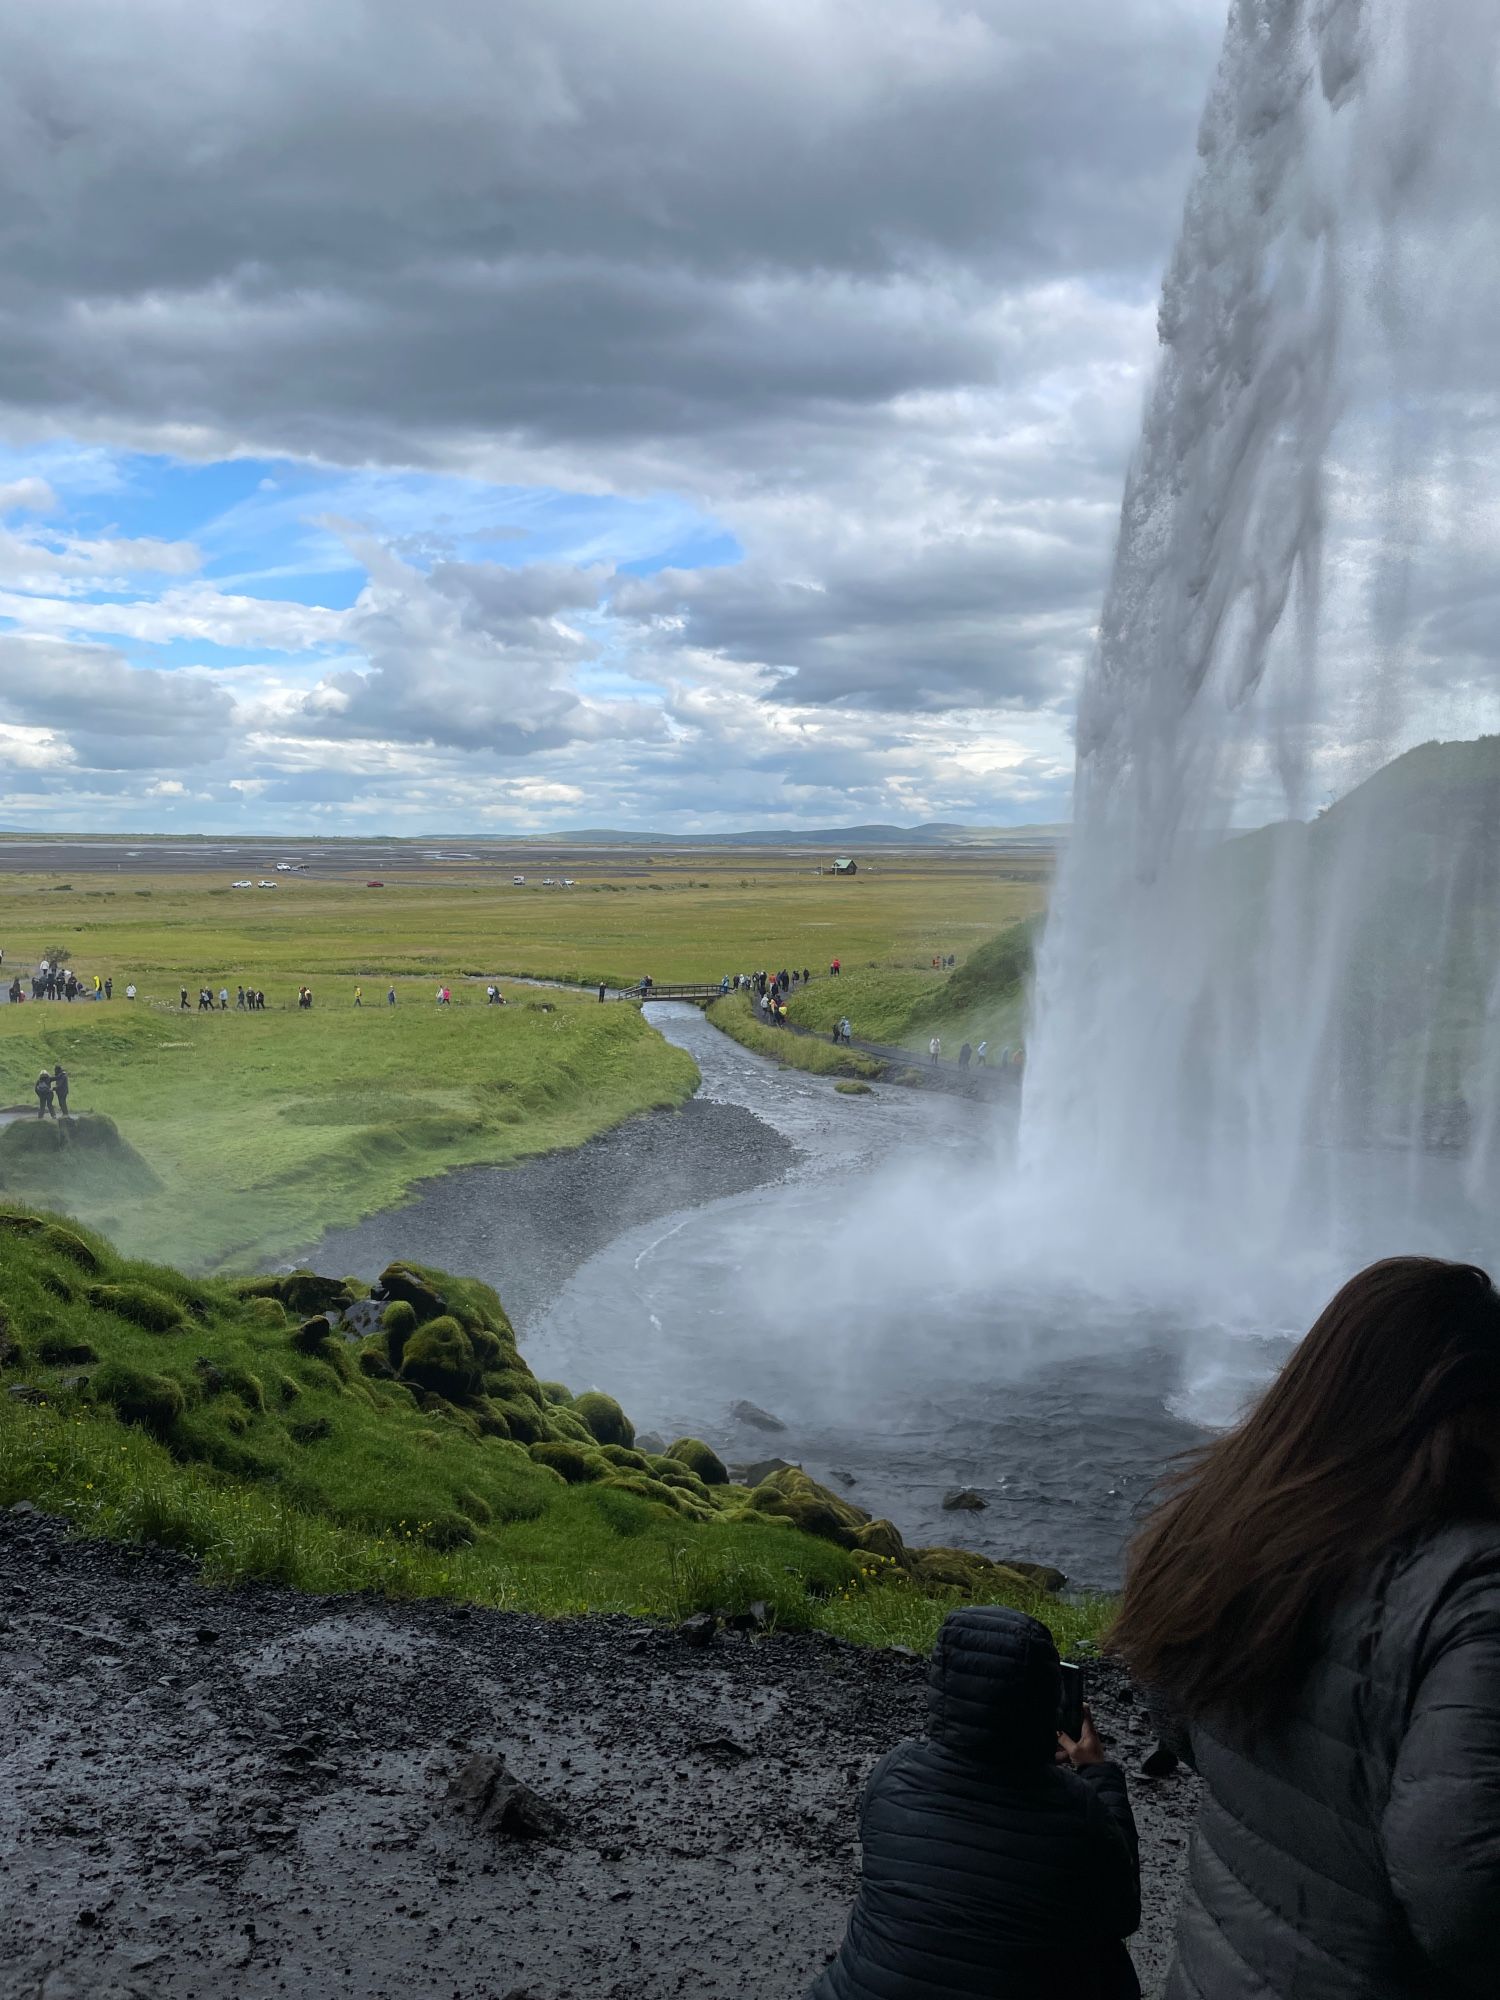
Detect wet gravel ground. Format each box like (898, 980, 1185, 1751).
(1, 1510, 1198, 2000)
(304, 1097, 798, 1329)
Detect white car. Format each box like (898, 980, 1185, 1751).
(231, 880, 253, 889)
(512, 875, 526, 885)
(257, 879, 277, 889)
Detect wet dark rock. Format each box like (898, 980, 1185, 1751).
(333, 1297, 386, 1341)
(634, 1430, 667, 1455)
(1142, 1741, 1182, 1779)
(7, 1383, 47, 1404)
(731, 1400, 787, 1434)
(829, 1467, 857, 1487)
(942, 1488, 988, 1512)
(448, 1752, 561, 1841)
(675, 1611, 719, 1647)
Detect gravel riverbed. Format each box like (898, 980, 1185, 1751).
(1, 1509, 1198, 2000)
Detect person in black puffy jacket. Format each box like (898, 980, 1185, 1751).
(810, 1604, 1142, 2000)
(1112, 1256, 1500, 2000)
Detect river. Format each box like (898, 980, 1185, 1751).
(309, 1004, 1257, 1588)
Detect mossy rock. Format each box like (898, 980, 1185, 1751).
(400, 1316, 479, 1399)
(855, 1518, 908, 1567)
(0, 1213, 47, 1236)
(528, 1440, 609, 1484)
(357, 1337, 395, 1380)
(599, 1472, 686, 1514)
(290, 1315, 337, 1356)
(274, 1372, 302, 1405)
(244, 1296, 288, 1328)
(381, 1298, 418, 1365)
(908, 1547, 1032, 1596)
(469, 1397, 512, 1439)
(598, 1443, 651, 1472)
(278, 1269, 354, 1316)
(484, 1367, 545, 1406)
(493, 1395, 545, 1444)
(377, 1262, 448, 1324)
(574, 1392, 634, 1447)
(834, 1080, 874, 1096)
(665, 1436, 728, 1485)
(545, 1407, 595, 1445)
(468, 1324, 506, 1369)
(35, 1331, 99, 1366)
(230, 1275, 283, 1301)
(455, 1486, 494, 1524)
(537, 1380, 574, 1406)
(40, 1269, 76, 1303)
(750, 1467, 871, 1550)
(996, 1558, 1067, 1594)
(87, 1283, 184, 1333)
(38, 1224, 102, 1272)
(647, 1460, 710, 1497)
(91, 1359, 185, 1432)
(288, 1415, 334, 1445)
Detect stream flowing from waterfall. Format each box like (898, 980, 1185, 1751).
(1021, 0, 1500, 1326)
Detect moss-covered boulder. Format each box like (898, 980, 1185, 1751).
(87, 1283, 184, 1333)
(537, 1380, 573, 1406)
(598, 1443, 651, 1471)
(750, 1467, 871, 1550)
(91, 1359, 185, 1431)
(574, 1391, 634, 1448)
(244, 1296, 288, 1328)
(855, 1518, 908, 1567)
(909, 1548, 1032, 1596)
(400, 1316, 479, 1399)
(381, 1298, 418, 1366)
(376, 1262, 448, 1324)
(600, 1471, 689, 1514)
(38, 1224, 101, 1272)
(665, 1436, 728, 1485)
(994, 1558, 1067, 1594)
(528, 1440, 609, 1484)
(290, 1314, 337, 1356)
(492, 1395, 545, 1444)
(357, 1337, 395, 1380)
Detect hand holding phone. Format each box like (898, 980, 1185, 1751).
(1058, 1660, 1086, 1742)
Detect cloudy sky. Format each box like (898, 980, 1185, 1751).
(0, 0, 1231, 834)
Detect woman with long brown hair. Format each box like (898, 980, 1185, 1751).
(1112, 1256, 1500, 1998)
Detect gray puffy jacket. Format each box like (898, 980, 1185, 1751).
(1165, 1522, 1500, 1998)
(810, 1606, 1141, 2000)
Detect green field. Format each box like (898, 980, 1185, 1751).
(0, 1215, 1107, 1653)
(0, 993, 694, 1271)
(0, 850, 1047, 1264)
(0, 849, 1046, 992)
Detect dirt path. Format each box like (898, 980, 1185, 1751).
(1, 1509, 1197, 2000)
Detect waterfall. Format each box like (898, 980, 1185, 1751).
(1021, 0, 1500, 1297)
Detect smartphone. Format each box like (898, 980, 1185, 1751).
(1059, 1661, 1086, 1742)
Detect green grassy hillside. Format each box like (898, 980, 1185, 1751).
(0, 1209, 1105, 1653)
(0, 992, 696, 1271)
(781, 917, 1037, 1054)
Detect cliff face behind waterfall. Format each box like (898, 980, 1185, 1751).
(1218, 736, 1500, 1150)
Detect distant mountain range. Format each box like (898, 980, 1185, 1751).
(531, 822, 1067, 849)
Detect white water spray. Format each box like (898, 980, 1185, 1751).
(1022, 0, 1500, 1302)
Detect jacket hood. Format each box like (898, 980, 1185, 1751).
(926, 1605, 1062, 1765)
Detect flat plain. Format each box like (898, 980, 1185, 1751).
(0, 842, 1049, 1268)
